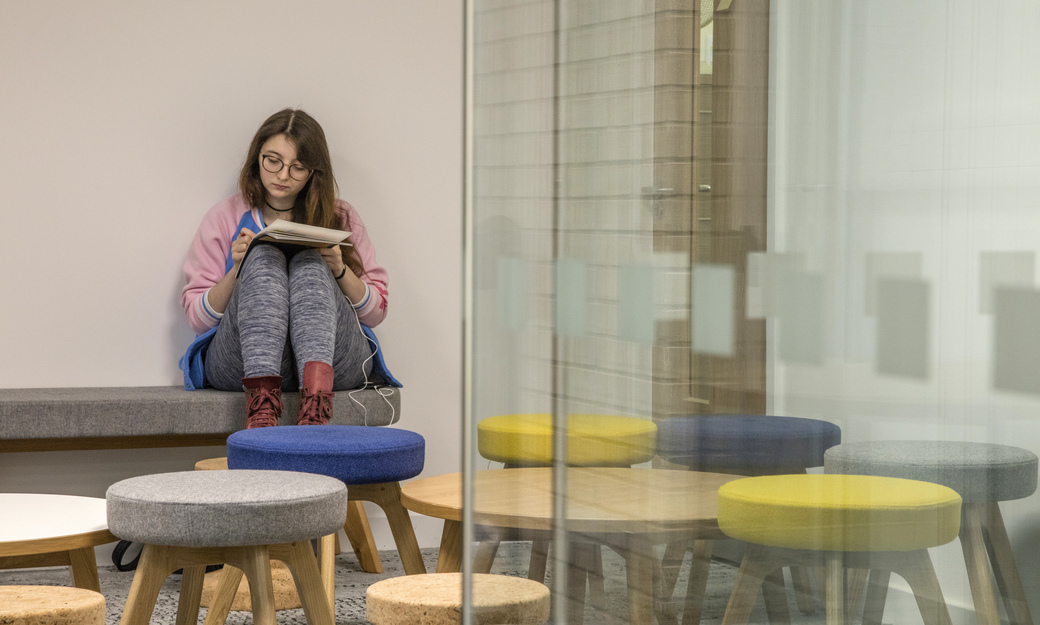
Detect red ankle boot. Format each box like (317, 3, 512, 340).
(242, 375, 283, 429)
(297, 361, 334, 426)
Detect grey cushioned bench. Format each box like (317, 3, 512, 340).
(0, 386, 401, 452)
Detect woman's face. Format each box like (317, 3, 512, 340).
(258, 133, 312, 205)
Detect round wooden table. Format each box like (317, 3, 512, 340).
(0, 494, 116, 592)
(401, 467, 739, 625)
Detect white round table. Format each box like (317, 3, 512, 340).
(0, 494, 116, 591)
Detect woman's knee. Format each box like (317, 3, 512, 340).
(240, 243, 288, 277)
(288, 248, 334, 280)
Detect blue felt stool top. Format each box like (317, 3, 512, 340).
(227, 425, 425, 485)
(656, 415, 841, 473)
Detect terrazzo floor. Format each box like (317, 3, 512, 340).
(0, 543, 829, 624)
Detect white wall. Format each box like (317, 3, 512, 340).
(0, 1, 463, 549)
(771, 0, 1040, 619)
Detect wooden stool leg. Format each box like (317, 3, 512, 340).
(120, 544, 176, 625)
(861, 569, 890, 625)
(201, 566, 244, 625)
(681, 539, 714, 625)
(436, 520, 463, 573)
(317, 534, 336, 611)
(961, 503, 1001, 625)
(721, 544, 786, 625)
(238, 546, 276, 625)
(68, 546, 102, 593)
(886, 550, 953, 625)
(358, 482, 426, 575)
(792, 566, 817, 615)
(824, 554, 845, 625)
(983, 502, 1035, 625)
(763, 569, 791, 625)
(282, 540, 335, 625)
(845, 568, 868, 618)
(528, 536, 550, 582)
(344, 500, 383, 573)
(176, 565, 206, 625)
(474, 539, 500, 574)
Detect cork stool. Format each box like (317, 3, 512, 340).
(717, 474, 962, 625)
(825, 441, 1038, 625)
(476, 413, 657, 602)
(0, 586, 105, 625)
(225, 424, 427, 606)
(655, 414, 842, 621)
(366, 573, 550, 625)
(107, 470, 346, 625)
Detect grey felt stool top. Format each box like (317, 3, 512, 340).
(106, 470, 348, 547)
(825, 441, 1038, 503)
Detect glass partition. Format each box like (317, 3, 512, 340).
(463, 1, 1040, 623)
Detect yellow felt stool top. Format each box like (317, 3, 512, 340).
(718, 474, 962, 552)
(477, 414, 657, 466)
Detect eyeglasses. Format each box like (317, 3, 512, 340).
(260, 154, 311, 181)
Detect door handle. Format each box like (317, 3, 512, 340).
(641, 186, 677, 216)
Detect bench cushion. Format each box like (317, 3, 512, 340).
(0, 386, 401, 447)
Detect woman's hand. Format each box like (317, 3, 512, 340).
(206, 228, 255, 315)
(230, 228, 255, 273)
(320, 246, 368, 304)
(319, 246, 346, 277)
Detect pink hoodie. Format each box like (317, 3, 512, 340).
(180, 193, 389, 336)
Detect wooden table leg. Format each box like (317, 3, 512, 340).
(436, 520, 462, 573)
(68, 546, 101, 592)
(565, 542, 593, 625)
(660, 539, 689, 601)
(623, 535, 655, 625)
(682, 540, 714, 625)
(473, 539, 499, 574)
(528, 536, 549, 582)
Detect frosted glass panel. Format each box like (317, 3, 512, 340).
(777, 270, 824, 365)
(993, 286, 1040, 396)
(554, 258, 588, 338)
(979, 252, 1035, 314)
(691, 264, 735, 357)
(495, 256, 527, 331)
(618, 263, 655, 344)
(876, 278, 930, 379)
(864, 252, 922, 316)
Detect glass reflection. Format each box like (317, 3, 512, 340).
(463, 0, 1040, 623)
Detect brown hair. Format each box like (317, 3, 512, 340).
(239, 108, 362, 274)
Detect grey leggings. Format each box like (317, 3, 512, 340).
(205, 244, 373, 391)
